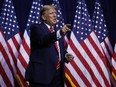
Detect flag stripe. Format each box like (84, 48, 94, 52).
(103, 37, 113, 56)
(0, 63, 12, 87)
(22, 32, 30, 56)
(65, 67, 79, 87)
(0, 75, 7, 87)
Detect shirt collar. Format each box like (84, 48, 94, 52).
(44, 22, 53, 30)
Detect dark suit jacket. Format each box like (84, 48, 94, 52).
(25, 22, 67, 85)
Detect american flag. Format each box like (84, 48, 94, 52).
(0, 0, 21, 87)
(112, 43, 116, 80)
(92, 0, 116, 86)
(52, 0, 70, 49)
(65, 0, 112, 86)
(92, 0, 113, 69)
(0, 29, 15, 87)
(16, 0, 43, 86)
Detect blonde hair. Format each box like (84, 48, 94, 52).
(40, 5, 56, 21)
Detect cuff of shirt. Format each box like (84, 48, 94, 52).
(56, 30, 62, 39)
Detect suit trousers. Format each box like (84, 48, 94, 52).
(29, 68, 63, 87)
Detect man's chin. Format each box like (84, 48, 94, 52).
(53, 21, 57, 25)
(54, 20, 58, 23)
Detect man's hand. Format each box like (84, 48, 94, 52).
(60, 24, 71, 34)
(65, 53, 74, 62)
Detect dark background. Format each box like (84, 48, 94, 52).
(0, 0, 116, 47)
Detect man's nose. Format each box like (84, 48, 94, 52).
(53, 13, 57, 17)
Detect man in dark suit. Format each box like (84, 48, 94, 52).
(25, 5, 74, 87)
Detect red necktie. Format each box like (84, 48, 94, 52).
(50, 27, 60, 70)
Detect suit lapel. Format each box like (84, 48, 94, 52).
(41, 23, 51, 33)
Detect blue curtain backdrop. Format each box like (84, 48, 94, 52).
(0, 0, 116, 46)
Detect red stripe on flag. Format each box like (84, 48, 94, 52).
(65, 66, 79, 87)
(22, 39, 30, 56)
(0, 64, 12, 87)
(18, 52, 28, 69)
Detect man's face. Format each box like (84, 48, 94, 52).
(43, 8, 57, 26)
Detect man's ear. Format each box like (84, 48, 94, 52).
(42, 15, 46, 21)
